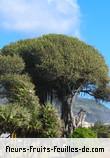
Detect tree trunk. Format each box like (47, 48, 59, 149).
(61, 87, 86, 136)
(61, 94, 75, 136)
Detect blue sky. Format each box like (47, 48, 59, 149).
(0, 0, 80, 46)
(0, 0, 110, 67)
(79, 0, 110, 67)
(0, 0, 110, 107)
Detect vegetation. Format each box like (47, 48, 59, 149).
(0, 55, 25, 74)
(73, 98, 110, 123)
(92, 122, 110, 138)
(39, 103, 61, 137)
(0, 74, 39, 107)
(0, 102, 61, 137)
(0, 34, 110, 137)
(70, 127, 97, 138)
(0, 104, 31, 137)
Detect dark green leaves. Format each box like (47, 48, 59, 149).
(0, 55, 25, 74)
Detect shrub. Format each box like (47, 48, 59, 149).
(0, 104, 31, 135)
(39, 103, 61, 137)
(70, 127, 97, 138)
(0, 102, 62, 138)
(92, 122, 110, 138)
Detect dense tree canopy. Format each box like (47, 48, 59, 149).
(1, 34, 110, 135)
(0, 55, 25, 74)
(0, 74, 39, 107)
(2, 34, 109, 98)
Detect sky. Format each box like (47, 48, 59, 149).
(79, 0, 110, 67)
(0, 0, 110, 67)
(0, 0, 110, 107)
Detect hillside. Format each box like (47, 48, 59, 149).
(74, 98, 110, 123)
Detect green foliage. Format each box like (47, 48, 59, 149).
(0, 104, 31, 135)
(39, 103, 61, 137)
(0, 55, 25, 74)
(1, 34, 109, 100)
(0, 75, 61, 137)
(0, 102, 61, 138)
(93, 85, 110, 101)
(0, 34, 110, 137)
(2, 34, 108, 82)
(0, 74, 39, 108)
(70, 127, 97, 138)
(0, 103, 44, 137)
(92, 122, 110, 138)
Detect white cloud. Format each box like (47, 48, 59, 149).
(0, 0, 81, 36)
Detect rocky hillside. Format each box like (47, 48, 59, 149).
(74, 98, 110, 123)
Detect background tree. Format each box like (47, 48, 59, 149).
(92, 122, 110, 138)
(1, 34, 110, 135)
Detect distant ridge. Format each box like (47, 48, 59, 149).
(74, 98, 110, 123)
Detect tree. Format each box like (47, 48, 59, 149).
(92, 122, 110, 138)
(0, 74, 40, 108)
(0, 73, 61, 137)
(0, 55, 25, 74)
(1, 34, 109, 135)
(0, 73, 41, 137)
